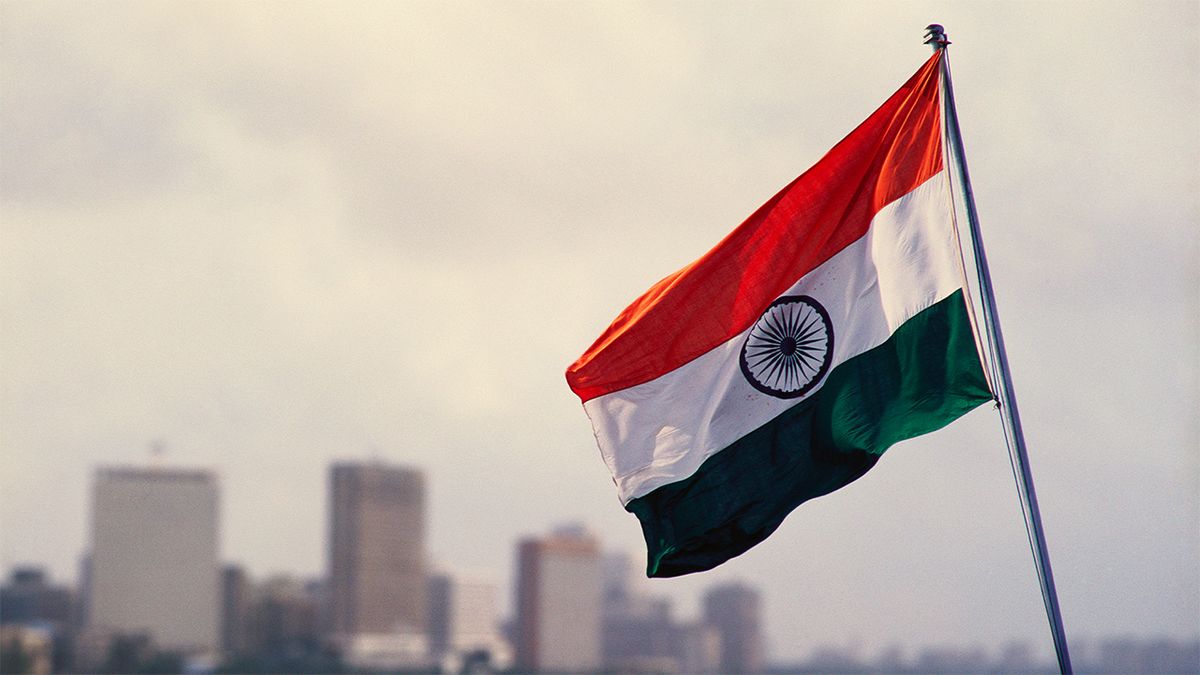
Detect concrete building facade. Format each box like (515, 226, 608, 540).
(514, 526, 602, 673)
(427, 569, 509, 670)
(86, 466, 219, 657)
(327, 461, 426, 645)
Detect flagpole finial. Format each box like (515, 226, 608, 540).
(924, 24, 950, 50)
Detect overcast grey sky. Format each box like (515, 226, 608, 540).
(2, 0, 1197, 663)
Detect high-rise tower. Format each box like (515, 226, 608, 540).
(514, 525, 602, 673)
(86, 466, 219, 657)
(327, 461, 426, 645)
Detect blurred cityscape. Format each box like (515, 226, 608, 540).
(1, 458, 1196, 674)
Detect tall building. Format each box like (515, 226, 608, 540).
(85, 466, 219, 657)
(703, 582, 764, 674)
(327, 461, 426, 644)
(514, 525, 602, 673)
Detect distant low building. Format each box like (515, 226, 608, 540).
(341, 632, 429, 671)
(220, 565, 250, 657)
(602, 594, 680, 672)
(0, 568, 74, 627)
(598, 552, 722, 674)
(675, 621, 722, 674)
(0, 567, 76, 670)
(217, 569, 336, 672)
(247, 575, 321, 658)
(704, 581, 764, 674)
(427, 569, 511, 671)
(0, 624, 54, 675)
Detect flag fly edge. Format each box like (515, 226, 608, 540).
(566, 50, 994, 578)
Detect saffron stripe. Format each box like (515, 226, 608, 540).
(567, 51, 944, 403)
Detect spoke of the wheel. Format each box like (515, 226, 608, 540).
(755, 349, 783, 376)
(795, 310, 818, 340)
(747, 342, 780, 358)
(785, 304, 800, 337)
(763, 352, 788, 387)
(795, 333, 823, 348)
(788, 356, 807, 382)
(794, 345, 821, 370)
(766, 312, 790, 344)
(757, 320, 784, 344)
(784, 356, 800, 388)
(748, 348, 782, 369)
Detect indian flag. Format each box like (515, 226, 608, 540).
(566, 51, 994, 578)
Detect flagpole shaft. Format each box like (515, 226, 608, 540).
(927, 26, 1073, 675)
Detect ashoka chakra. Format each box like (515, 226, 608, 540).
(739, 295, 834, 399)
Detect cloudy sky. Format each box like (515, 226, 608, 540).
(2, 0, 1196, 663)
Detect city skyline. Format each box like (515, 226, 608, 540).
(2, 457, 777, 672)
(3, 564, 1197, 673)
(2, 1, 1197, 665)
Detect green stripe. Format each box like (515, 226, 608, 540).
(626, 289, 993, 577)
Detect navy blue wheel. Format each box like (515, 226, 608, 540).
(739, 295, 834, 399)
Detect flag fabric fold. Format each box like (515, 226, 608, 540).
(566, 51, 993, 578)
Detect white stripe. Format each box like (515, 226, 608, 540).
(585, 172, 966, 505)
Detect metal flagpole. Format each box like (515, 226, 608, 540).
(923, 24, 1073, 674)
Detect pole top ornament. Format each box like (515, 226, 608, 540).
(924, 24, 950, 50)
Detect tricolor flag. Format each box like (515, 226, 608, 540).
(566, 51, 994, 577)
